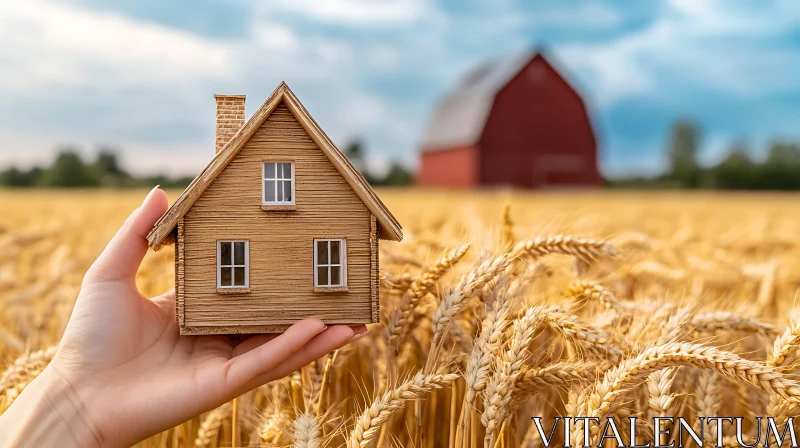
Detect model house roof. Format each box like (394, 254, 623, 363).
(147, 82, 403, 250)
(419, 49, 539, 151)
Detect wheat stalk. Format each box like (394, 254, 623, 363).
(502, 203, 515, 249)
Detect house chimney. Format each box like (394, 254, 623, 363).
(214, 94, 246, 153)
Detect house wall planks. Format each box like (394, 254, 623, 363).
(176, 219, 185, 326)
(370, 215, 379, 323)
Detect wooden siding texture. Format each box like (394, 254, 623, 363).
(182, 102, 373, 333)
(176, 220, 185, 325)
(370, 215, 379, 322)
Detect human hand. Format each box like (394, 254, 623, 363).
(0, 187, 366, 447)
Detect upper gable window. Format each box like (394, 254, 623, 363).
(263, 162, 294, 205)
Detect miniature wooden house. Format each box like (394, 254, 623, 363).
(147, 82, 402, 335)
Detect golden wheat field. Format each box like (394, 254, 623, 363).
(3, 189, 800, 447)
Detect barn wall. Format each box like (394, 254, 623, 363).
(479, 55, 601, 188)
(417, 145, 478, 188)
(181, 102, 374, 334)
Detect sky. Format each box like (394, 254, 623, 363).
(0, 0, 799, 178)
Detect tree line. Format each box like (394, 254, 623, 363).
(0, 146, 195, 189)
(0, 141, 412, 189)
(612, 120, 800, 190)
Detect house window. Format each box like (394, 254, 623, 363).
(314, 239, 346, 287)
(263, 162, 294, 204)
(217, 240, 249, 288)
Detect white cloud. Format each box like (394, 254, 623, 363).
(532, 2, 621, 28)
(0, 0, 231, 92)
(558, 0, 800, 107)
(0, 0, 455, 174)
(266, 0, 432, 25)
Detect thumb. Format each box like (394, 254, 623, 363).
(85, 186, 169, 284)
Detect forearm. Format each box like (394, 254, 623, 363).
(0, 366, 103, 448)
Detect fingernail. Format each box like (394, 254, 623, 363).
(142, 185, 160, 205)
(317, 324, 328, 335)
(349, 328, 368, 342)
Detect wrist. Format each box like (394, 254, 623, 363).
(0, 365, 104, 448)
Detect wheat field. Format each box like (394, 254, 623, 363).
(2, 189, 800, 447)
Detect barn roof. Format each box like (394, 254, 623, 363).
(420, 49, 539, 151)
(147, 82, 403, 249)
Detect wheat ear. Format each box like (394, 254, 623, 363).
(427, 253, 511, 371)
(385, 243, 471, 351)
(293, 414, 321, 448)
(691, 311, 776, 337)
(531, 305, 625, 362)
(463, 277, 512, 406)
(512, 235, 617, 264)
(647, 366, 679, 418)
(0, 345, 57, 412)
(347, 371, 458, 448)
(766, 317, 800, 427)
(195, 403, 231, 448)
(574, 342, 800, 445)
(260, 410, 291, 446)
(769, 316, 800, 369)
(567, 280, 625, 313)
(456, 276, 513, 448)
(482, 306, 539, 447)
(511, 361, 608, 406)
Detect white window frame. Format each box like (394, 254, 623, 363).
(313, 239, 347, 288)
(217, 240, 249, 288)
(262, 162, 295, 205)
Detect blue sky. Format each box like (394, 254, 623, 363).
(1, 0, 799, 178)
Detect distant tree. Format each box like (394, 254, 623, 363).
(94, 148, 126, 176)
(92, 148, 130, 186)
(710, 142, 756, 189)
(667, 120, 701, 188)
(381, 163, 413, 186)
(760, 141, 800, 189)
(2, 167, 30, 186)
(38, 148, 99, 187)
(342, 139, 367, 174)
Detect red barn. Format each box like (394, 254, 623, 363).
(418, 50, 601, 189)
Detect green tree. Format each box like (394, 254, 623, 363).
(0, 166, 43, 186)
(760, 141, 800, 189)
(94, 149, 126, 176)
(92, 148, 130, 186)
(667, 120, 701, 188)
(711, 142, 755, 189)
(39, 148, 99, 187)
(342, 139, 366, 174)
(381, 163, 412, 186)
